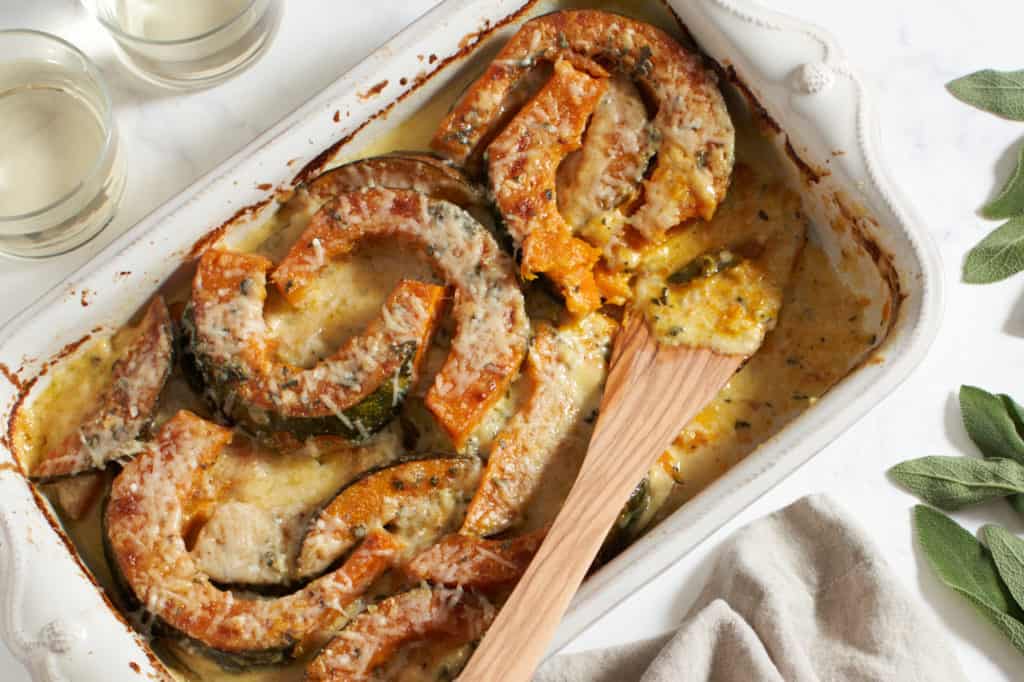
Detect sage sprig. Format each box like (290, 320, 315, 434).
(889, 456, 1024, 509)
(914, 507, 1024, 653)
(948, 68, 1024, 282)
(891, 387, 1024, 656)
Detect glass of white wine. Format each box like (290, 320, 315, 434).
(0, 31, 125, 259)
(80, 0, 282, 90)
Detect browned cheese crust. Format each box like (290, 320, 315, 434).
(404, 527, 547, 589)
(305, 586, 495, 682)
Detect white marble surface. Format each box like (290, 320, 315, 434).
(2, 0, 1023, 680)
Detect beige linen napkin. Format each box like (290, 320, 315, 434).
(535, 494, 966, 682)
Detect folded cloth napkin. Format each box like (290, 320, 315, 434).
(535, 494, 966, 682)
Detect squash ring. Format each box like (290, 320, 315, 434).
(434, 9, 735, 305)
(273, 188, 529, 450)
(486, 59, 609, 315)
(185, 249, 445, 441)
(305, 152, 497, 236)
(461, 315, 616, 537)
(104, 411, 404, 666)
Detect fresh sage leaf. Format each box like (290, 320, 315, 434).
(948, 69, 1024, 121)
(983, 525, 1024, 613)
(960, 386, 1024, 464)
(961, 386, 1024, 515)
(963, 217, 1024, 283)
(914, 506, 1024, 652)
(889, 456, 1024, 509)
(1005, 395, 1024, 435)
(984, 145, 1024, 219)
(960, 590, 1024, 654)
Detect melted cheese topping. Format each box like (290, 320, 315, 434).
(558, 76, 656, 256)
(192, 431, 403, 583)
(636, 166, 807, 355)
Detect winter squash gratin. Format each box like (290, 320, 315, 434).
(11, 7, 879, 681)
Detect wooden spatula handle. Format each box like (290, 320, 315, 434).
(459, 320, 740, 682)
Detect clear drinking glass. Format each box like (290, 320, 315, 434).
(80, 0, 282, 89)
(0, 30, 125, 259)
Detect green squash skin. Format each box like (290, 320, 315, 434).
(296, 455, 479, 580)
(181, 305, 415, 443)
(597, 477, 652, 564)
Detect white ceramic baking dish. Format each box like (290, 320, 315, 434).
(0, 0, 942, 679)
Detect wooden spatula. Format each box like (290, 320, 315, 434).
(458, 314, 743, 682)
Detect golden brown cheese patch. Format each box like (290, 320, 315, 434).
(636, 165, 808, 355)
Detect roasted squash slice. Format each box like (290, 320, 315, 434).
(305, 586, 495, 682)
(558, 76, 659, 270)
(296, 456, 481, 579)
(434, 9, 735, 241)
(404, 527, 547, 589)
(32, 297, 173, 481)
(305, 152, 496, 235)
(104, 411, 403, 667)
(185, 249, 445, 441)
(487, 59, 608, 316)
(272, 188, 529, 450)
(462, 314, 616, 537)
